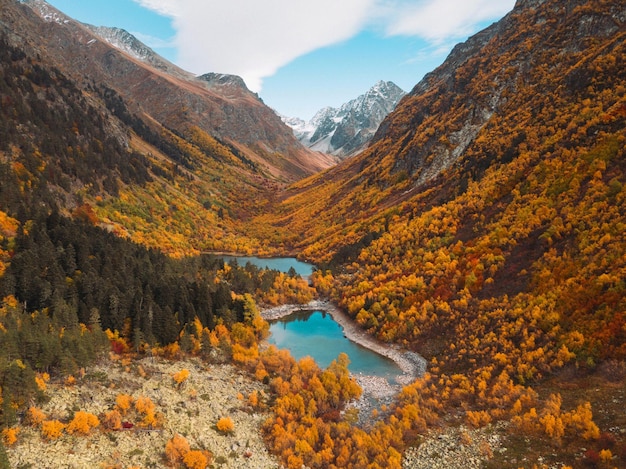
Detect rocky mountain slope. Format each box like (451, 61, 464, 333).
(269, 0, 625, 252)
(284, 80, 406, 158)
(10, 0, 334, 180)
(85, 24, 189, 79)
(0, 0, 338, 256)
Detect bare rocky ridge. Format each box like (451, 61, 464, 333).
(84, 24, 190, 80)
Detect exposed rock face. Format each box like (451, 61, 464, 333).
(199, 72, 250, 92)
(284, 81, 406, 158)
(85, 25, 191, 79)
(7, 0, 334, 180)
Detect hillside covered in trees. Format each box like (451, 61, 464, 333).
(250, 0, 626, 466)
(0, 0, 625, 467)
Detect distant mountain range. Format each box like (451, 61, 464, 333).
(282, 81, 406, 158)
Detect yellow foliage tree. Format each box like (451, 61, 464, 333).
(135, 396, 160, 428)
(116, 394, 134, 415)
(183, 450, 209, 469)
(102, 409, 122, 430)
(562, 401, 600, 441)
(164, 433, 210, 469)
(34, 372, 49, 392)
(165, 434, 190, 466)
(1, 427, 18, 446)
(173, 369, 190, 387)
(248, 391, 259, 408)
(41, 420, 65, 440)
(598, 448, 613, 463)
(27, 406, 46, 426)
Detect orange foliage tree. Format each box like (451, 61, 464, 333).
(1, 427, 18, 446)
(216, 417, 234, 434)
(41, 420, 65, 440)
(66, 411, 100, 435)
(165, 434, 210, 469)
(172, 369, 190, 388)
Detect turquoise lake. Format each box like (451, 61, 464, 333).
(219, 255, 314, 278)
(219, 255, 400, 379)
(268, 310, 401, 380)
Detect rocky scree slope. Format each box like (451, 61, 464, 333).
(7, 357, 279, 469)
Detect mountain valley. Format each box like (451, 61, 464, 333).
(0, 0, 625, 468)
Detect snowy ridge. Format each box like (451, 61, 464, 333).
(84, 25, 190, 78)
(85, 25, 157, 63)
(20, 0, 69, 25)
(282, 81, 406, 158)
(21, 2, 160, 67)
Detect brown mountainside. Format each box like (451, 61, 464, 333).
(4, 0, 334, 181)
(0, 0, 337, 256)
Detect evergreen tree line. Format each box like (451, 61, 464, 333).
(0, 208, 291, 426)
(0, 211, 252, 345)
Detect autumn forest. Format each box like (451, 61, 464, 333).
(1, 0, 625, 467)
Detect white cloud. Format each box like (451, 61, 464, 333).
(133, 0, 178, 17)
(133, 0, 515, 91)
(131, 31, 175, 50)
(382, 0, 516, 41)
(134, 0, 375, 91)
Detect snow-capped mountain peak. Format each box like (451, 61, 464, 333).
(85, 25, 153, 62)
(282, 81, 406, 158)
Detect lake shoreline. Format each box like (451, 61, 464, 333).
(260, 300, 427, 385)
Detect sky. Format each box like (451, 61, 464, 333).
(46, 0, 516, 121)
